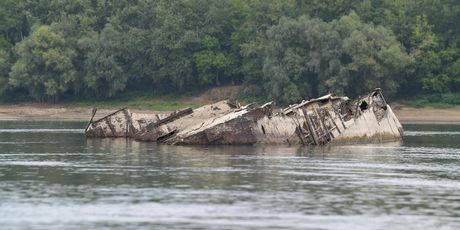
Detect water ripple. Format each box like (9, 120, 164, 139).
(1, 122, 460, 229)
(0, 128, 84, 133)
(404, 131, 460, 136)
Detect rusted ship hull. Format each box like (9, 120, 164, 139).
(85, 89, 403, 145)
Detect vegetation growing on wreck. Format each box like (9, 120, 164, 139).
(0, 0, 460, 106)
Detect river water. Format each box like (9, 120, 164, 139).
(0, 121, 459, 229)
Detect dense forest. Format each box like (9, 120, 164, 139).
(0, 0, 459, 105)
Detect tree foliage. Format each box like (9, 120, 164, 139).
(0, 50, 9, 94)
(83, 24, 125, 97)
(9, 25, 76, 101)
(0, 0, 459, 103)
(259, 13, 412, 103)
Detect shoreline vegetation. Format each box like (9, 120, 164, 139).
(2, 1, 460, 110)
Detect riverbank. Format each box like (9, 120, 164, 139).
(392, 106, 460, 124)
(1, 102, 460, 124)
(0, 86, 241, 121)
(0, 103, 158, 121)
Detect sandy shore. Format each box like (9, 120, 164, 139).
(393, 107, 460, 124)
(1, 103, 460, 124)
(0, 103, 158, 121)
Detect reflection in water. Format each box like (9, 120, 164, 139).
(0, 121, 460, 229)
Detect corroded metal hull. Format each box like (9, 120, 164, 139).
(85, 89, 403, 145)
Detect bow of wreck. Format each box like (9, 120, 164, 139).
(85, 88, 403, 145)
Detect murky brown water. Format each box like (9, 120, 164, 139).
(1, 121, 460, 229)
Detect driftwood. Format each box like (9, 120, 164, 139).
(85, 89, 404, 145)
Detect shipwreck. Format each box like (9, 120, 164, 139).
(85, 88, 403, 145)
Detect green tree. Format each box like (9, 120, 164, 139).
(9, 25, 76, 101)
(0, 0, 29, 44)
(194, 36, 232, 86)
(260, 13, 412, 104)
(1, 0, 460, 103)
(416, 47, 460, 94)
(231, 0, 298, 98)
(334, 12, 413, 97)
(404, 14, 460, 94)
(0, 50, 9, 94)
(82, 24, 125, 98)
(297, 0, 357, 21)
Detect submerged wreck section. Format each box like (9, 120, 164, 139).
(85, 89, 403, 145)
(85, 108, 166, 138)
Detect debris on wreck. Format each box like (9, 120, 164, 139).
(85, 88, 403, 145)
